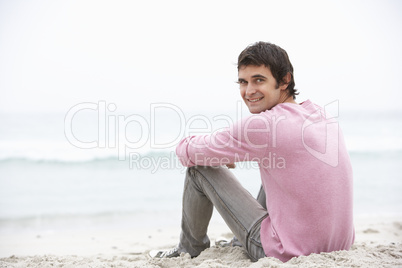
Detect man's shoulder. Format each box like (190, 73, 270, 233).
(267, 99, 326, 118)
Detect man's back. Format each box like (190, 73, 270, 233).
(257, 100, 354, 261)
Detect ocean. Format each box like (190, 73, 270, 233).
(0, 103, 401, 232)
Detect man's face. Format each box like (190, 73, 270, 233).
(238, 65, 285, 114)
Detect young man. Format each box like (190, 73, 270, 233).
(151, 41, 354, 262)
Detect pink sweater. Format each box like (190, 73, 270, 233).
(176, 100, 354, 262)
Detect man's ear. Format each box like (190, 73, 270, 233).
(279, 72, 291, 90)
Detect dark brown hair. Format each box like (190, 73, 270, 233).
(237, 41, 298, 99)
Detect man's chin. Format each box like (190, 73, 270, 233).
(249, 109, 263, 114)
(248, 106, 266, 114)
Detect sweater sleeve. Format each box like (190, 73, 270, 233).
(176, 114, 271, 167)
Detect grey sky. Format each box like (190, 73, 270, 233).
(1, 0, 401, 113)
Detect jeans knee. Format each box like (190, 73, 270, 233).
(186, 166, 198, 179)
(185, 166, 202, 187)
(186, 166, 221, 190)
(188, 165, 223, 175)
(187, 166, 206, 178)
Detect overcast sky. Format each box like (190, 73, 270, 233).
(1, 0, 401, 114)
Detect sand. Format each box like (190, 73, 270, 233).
(0, 216, 401, 267)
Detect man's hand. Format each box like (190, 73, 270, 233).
(226, 163, 236, 169)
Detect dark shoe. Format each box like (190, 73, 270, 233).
(215, 237, 243, 247)
(149, 247, 180, 258)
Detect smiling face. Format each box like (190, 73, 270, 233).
(238, 65, 290, 114)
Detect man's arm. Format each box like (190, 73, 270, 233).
(176, 114, 271, 167)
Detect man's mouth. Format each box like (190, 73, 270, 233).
(248, 97, 264, 103)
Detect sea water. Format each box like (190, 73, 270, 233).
(0, 106, 401, 232)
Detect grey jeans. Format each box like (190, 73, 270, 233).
(178, 166, 268, 262)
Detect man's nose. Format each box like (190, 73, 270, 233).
(246, 84, 257, 96)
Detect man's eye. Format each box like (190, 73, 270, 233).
(256, 79, 264, 83)
(237, 80, 247, 85)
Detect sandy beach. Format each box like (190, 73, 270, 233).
(1, 0, 402, 267)
(0, 215, 401, 267)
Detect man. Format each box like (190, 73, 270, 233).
(151, 41, 354, 262)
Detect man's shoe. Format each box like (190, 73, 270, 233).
(215, 237, 243, 248)
(149, 247, 180, 258)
